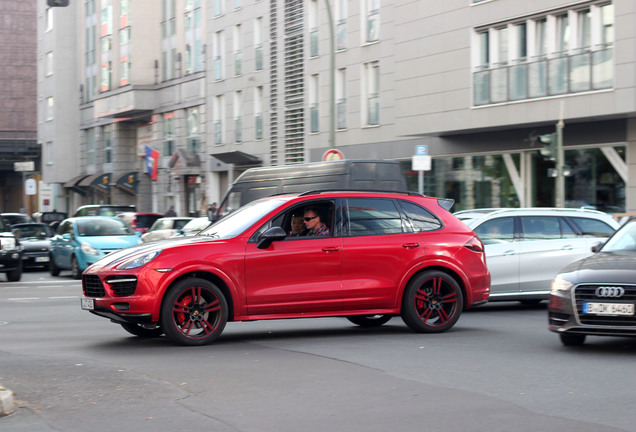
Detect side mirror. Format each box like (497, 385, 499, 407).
(257, 227, 287, 249)
(591, 241, 604, 253)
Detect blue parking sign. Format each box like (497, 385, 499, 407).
(415, 145, 428, 156)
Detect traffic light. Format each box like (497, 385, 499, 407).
(537, 133, 557, 160)
(47, 0, 70, 7)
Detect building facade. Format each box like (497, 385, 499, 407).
(37, 0, 634, 217)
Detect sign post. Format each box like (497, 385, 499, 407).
(412, 145, 431, 195)
(14, 161, 35, 214)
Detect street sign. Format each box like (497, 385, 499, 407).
(322, 149, 345, 161)
(412, 155, 432, 171)
(14, 161, 34, 172)
(415, 145, 428, 156)
(25, 178, 37, 195)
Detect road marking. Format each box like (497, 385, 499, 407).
(8, 296, 80, 301)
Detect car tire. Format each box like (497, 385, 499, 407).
(560, 333, 586, 346)
(6, 264, 22, 282)
(49, 255, 60, 277)
(120, 323, 164, 338)
(401, 270, 463, 333)
(71, 256, 81, 280)
(160, 278, 228, 346)
(346, 315, 392, 327)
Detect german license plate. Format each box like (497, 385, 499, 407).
(35, 256, 49, 262)
(583, 302, 634, 316)
(81, 298, 94, 311)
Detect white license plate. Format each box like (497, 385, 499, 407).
(34, 256, 50, 262)
(81, 298, 95, 311)
(583, 302, 634, 316)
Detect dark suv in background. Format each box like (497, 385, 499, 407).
(0, 216, 22, 281)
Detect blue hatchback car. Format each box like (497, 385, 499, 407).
(50, 216, 142, 279)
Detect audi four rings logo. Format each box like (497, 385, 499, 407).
(595, 286, 625, 298)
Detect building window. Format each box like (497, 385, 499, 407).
(234, 91, 243, 143)
(214, 95, 224, 145)
(234, 24, 242, 76)
(46, 141, 54, 165)
(100, 2, 113, 92)
(336, 0, 347, 50)
(213, 0, 223, 17)
(162, 0, 177, 81)
(364, 62, 380, 126)
(365, 0, 380, 43)
(163, 113, 175, 156)
(185, 0, 203, 74)
(336, 68, 346, 130)
(254, 17, 264, 71)
(46, 97, 54, 121)
(46, 52, 53, 76)
(473, 3, 614, 106)
(309, 0, 319, 57)
(103, 125, 113, 164)
(213, 30, 224, 81)
(309, 74, 319, 133)
(186, 108, 200, 153)
(86, 129, 96, 166)
(254, 86, 264, 140)
(84, 1, 97, 101)
(45, 8, 54, 32)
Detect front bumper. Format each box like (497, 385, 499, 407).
(0, 251, 22, 271)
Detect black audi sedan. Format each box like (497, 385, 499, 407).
(549, 218, 636, 346)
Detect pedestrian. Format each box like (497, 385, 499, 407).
(207, 202, 217, 221)
(165, 205, 177, 217)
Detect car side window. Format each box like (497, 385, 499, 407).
(569, 217, 615, 238)
(474, 217, 514, 244)
(521, 216, 562, 240)
(399, 201, 442, 232)
(58, 221, 72, 236)
(346, 198, 404, 236)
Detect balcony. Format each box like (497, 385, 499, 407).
(473, 45, 613, 106)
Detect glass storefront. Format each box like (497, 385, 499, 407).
(401, 146, 625, 213)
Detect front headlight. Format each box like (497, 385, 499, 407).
(81, 242, 99, 255)
(550, 277, 574, 293)
(1, 237, 16, 250)
(117, 250, 161, 270)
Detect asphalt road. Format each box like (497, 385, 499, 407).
(1, 270, 634, 432)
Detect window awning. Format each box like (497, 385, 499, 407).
(113, 171, 138, 195)
(78, 173, 111, 192)
(211, 151, 262, 166)
(169, 149, 202, 176)
(63, 174, 91, 196)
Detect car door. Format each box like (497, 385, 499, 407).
(340, 197, 424, 310)
(244, 201, 343, 315)
(472, 217, 519, 297)
(517, 216, 585, 293)
(51, 220, 74, 269)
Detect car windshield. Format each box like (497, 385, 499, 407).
(12, 224, 52, 239)
(601, 220, 636, 252)
(199, 197, 289, 239)
(183, 218, 211, 234)
(76, 219, 135, 236)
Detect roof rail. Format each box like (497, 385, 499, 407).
(298, 189, 425, 197)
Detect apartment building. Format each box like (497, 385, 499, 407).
(38, 0, 634, 216)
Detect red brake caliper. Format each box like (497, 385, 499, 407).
(176, 295, 193, 324)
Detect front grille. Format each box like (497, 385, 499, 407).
(106, 276, 138, 297)
(83, 275, 106, 297)
(574, 284, 636, 326)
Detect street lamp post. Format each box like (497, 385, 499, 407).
(325, 0, 336, 149)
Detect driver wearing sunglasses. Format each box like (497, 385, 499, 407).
(303, 207, 330, 236)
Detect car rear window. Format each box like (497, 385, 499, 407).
(136, 215, 161, 227)
(569, 217, 615, 238)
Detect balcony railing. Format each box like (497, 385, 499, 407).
(473, 45, 613, 106)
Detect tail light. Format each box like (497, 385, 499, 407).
(464, 236, 484, 253)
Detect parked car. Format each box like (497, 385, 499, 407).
(549, 217, 636, 346)
(172, 216, 211, 237)
(37, 211, 68, 233)
(50, 216, 142, 279)
(0, 217, 22, 281)
(80, 190, 490, 345)
(73, 204, 135, 217)
(455, 208, 619, 303)
(1, 213, 33, 226)
(117, 212, 163, 234)
(11, 223, 53, 269)
(140, 217, 193, 242)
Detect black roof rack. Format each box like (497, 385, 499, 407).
(298, 189, 425, 197)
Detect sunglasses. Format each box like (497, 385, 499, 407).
(304, 216, 318, 221)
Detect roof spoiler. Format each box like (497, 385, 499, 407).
(438, 198, 455, 211)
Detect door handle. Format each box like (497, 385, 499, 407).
(503, 250, 516, 256)
(561, 245, 574, 250)
(402, 243, 420, 249)
(321, 246, 340, 253)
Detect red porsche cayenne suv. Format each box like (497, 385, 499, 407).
(81, 191, 490, 345)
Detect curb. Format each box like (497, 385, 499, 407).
(0, 386, 16, 416)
